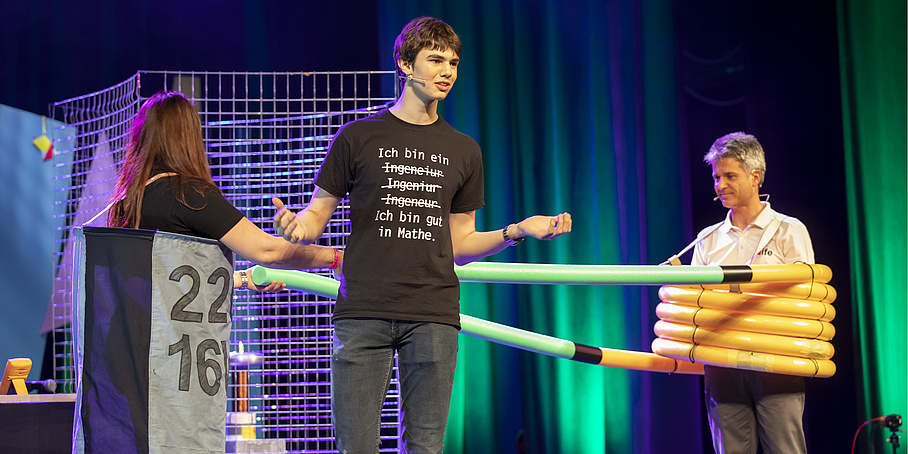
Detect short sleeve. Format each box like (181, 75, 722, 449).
(450, 149, 485, 214)
(315, 128, 353, 198)
(777, 218, 815, 264)
(175, 184, 245, 240)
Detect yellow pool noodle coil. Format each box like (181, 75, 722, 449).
(745, 263, 833, 284)
(652, 338, 836, 378)
(653, 283, 837, 378)
(688, 282, 836, 302)
(655, 302, 836, 340)
(658, 285, 836, 322)
(654, 320, 834, 359)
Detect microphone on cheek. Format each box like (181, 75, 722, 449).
(713, 196, 721, 201)
(400, 74, 429, 83)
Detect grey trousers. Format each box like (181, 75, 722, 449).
(704, 366, 807, 454)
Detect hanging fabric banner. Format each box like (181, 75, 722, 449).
(72, 226, 234, 454)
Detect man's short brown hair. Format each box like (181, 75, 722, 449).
(393, 17, 462, 82)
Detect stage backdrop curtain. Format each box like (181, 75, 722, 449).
(378, 1, 701, 453)
(837, 0, 908, 435)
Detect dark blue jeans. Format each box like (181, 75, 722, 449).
(331, 318, 459, 454)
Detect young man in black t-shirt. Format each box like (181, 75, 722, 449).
(274, 17, 572, 453)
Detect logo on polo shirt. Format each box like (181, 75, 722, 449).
(756, 247, 774, 257)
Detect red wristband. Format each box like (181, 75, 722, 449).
(328, 248, 341, 270)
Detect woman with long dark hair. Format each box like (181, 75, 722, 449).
(109, 90, 341, 289)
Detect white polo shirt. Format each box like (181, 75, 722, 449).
(692, 202, 814, 266)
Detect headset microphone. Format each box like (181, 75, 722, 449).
(401, 74, 429, 83)
(712, 194, 769, 202)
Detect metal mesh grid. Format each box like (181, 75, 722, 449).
(51, 70, 402, 453)
(49, 75, 141, 396)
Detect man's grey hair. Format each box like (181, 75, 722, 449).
(704, 132, 766, 187)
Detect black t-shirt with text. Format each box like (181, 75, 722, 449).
(316, 109, 484, 328)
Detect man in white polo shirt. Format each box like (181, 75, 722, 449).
(692, 132, 814, 454)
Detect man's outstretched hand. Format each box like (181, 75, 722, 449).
(517, 212, 573, 240)
(272, 197, 304, 243)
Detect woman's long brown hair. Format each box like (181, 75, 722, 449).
(108, 91, 219, 228)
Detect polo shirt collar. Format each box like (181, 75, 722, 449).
(718, 201, 775, 234)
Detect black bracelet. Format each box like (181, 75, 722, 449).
(502, 224, 524, 247)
